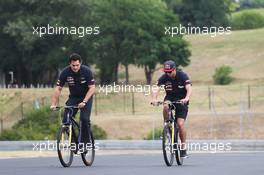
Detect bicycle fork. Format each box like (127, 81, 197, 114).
(171, 123, 175, 152)
(168, 110, 175, 152)
(61, 125, 73, 146)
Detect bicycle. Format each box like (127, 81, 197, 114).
(151, 101, 184, 166)
(54, 106, 95, 167)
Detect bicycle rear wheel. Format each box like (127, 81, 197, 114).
(175, 128, 183, 165)
(162, 124, 174, 166)
(81, 131, 95, 166)
(57, 126, 73, 167)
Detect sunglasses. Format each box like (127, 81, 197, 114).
(165, 71, 173, 74)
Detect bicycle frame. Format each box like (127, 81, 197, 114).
(57, 106, 79, 148)
(151, 100, 183, 166)
(165, 109, 173, 148)
(167, 102, 178, 152)
(55, 105, 95, 167)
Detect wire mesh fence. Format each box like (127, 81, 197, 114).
(0, 84, 263, 139)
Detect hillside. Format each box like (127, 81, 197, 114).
(125, 28, 264, 85)
(184, 28, 264, 84)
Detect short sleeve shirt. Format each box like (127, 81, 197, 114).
(56, 65, 95, 98)
(157, 71, 191, 100)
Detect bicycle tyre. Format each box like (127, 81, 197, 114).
(81, 131, 95, 166)
(174, 128, 183, 166)
(57, 126, 73, 167)
(162, 124, 174, 166)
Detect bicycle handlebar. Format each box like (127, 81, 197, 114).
(58, 105, 79, 109)
(150, 100, 183, 106)
(52, 105, 79, 111)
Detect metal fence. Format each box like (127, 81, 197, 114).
(0, 84, 263, 139)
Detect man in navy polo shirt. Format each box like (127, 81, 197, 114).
(51, 53, 95, 145)
(152, 60, 192, 158)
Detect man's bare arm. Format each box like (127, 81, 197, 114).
(77, 84, 96, 108)
(83, 85, 96, 102)
(180, 84, 192, 103)
(151, 85, 161, 105)
(51, 86, 62, 108)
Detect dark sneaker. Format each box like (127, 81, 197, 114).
(180, 149, 189, 158)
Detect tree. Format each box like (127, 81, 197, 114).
(170, 0, 233, 28)
(0, 0, 89, 86)
(89, 0, 191, 84)
(83, 0, 139, 84)
(0, 0, 191, 85)
(132, 0, 191, 84)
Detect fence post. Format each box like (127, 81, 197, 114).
(248, 85, 251, 109)
(94, 93, 98, 116)
(131, 92, 135, 115)
(208, 86, 211, 110)
(152, 117, 155, 140)
(239, 84, 244, 139)
(210, 87, 214, 138)
(0, 118, 3, 134)
(41, 97, 45, 107)
(123, 92, 126, 112)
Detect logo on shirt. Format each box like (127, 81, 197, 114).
(165, 81, 173, 91)
(67, 76, 75, 86)
(178, 85, 184, 89)
(80, 76, 87, 84)
(67, 76, 74, 81)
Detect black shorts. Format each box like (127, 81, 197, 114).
(164, 95, 189, 120)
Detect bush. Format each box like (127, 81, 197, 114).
(0, 107, 107, 140)
(145, 128, 163, 140)
(231, 10, 264, 30)
(0, 107, 59, 140)
(213, 65, 233, 85)
(91, 124, 107, 139)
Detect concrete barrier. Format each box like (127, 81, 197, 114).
(0, 140, 264, 152)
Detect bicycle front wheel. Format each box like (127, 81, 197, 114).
(162, 124, 174, 166)
(175, 128, 183, 166)
(57, 126, 73, 167)
(81, 131, 95, 166)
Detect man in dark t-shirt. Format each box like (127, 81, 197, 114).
(152, 60, 192, 158)
(51, 53, 95, 145)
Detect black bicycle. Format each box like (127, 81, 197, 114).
(55, 106, 95, 167)
(151, 101, 184, 166)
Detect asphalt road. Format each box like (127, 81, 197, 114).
(0, 152, 263, 175)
